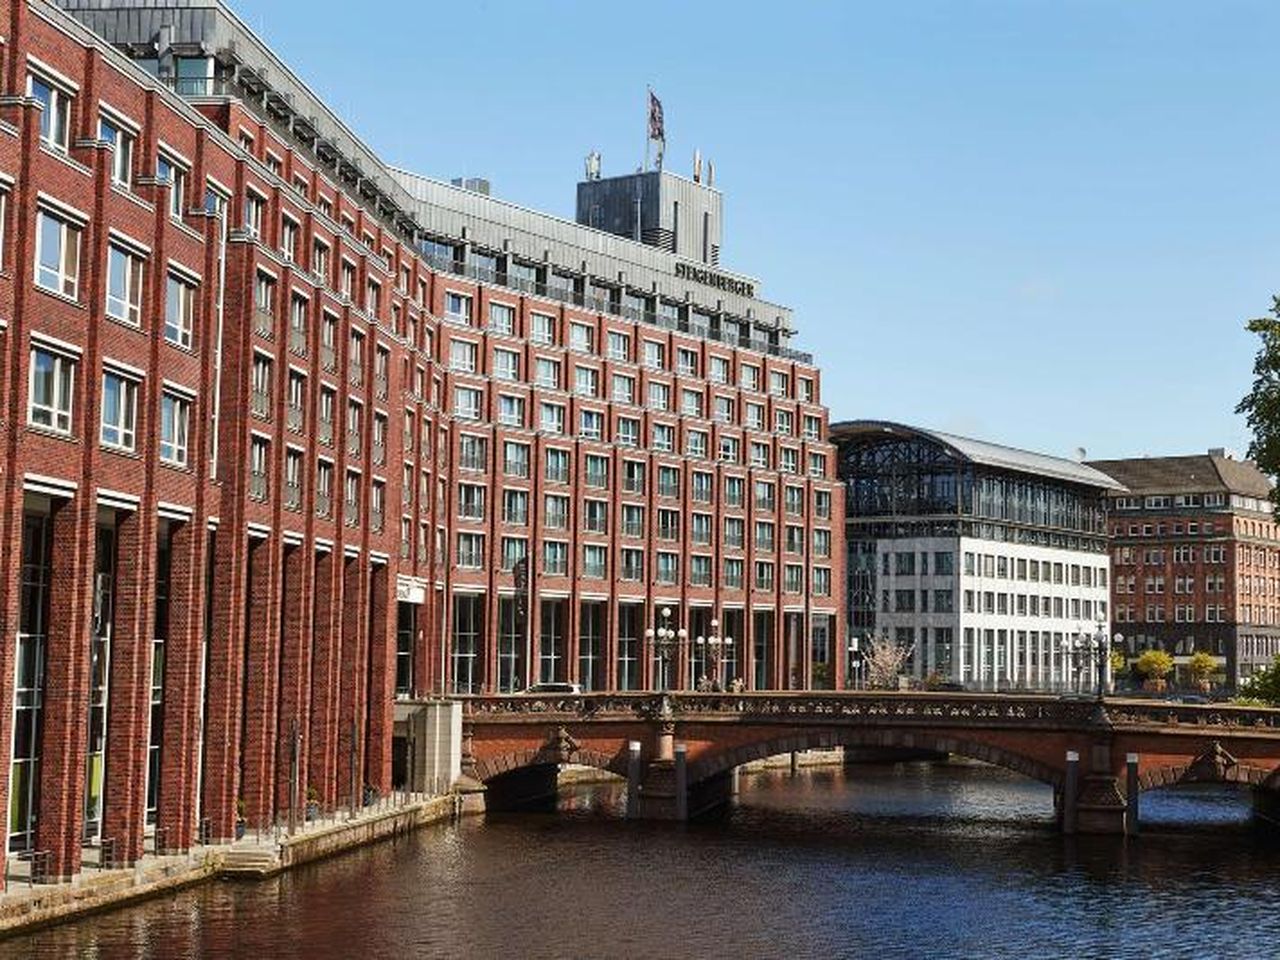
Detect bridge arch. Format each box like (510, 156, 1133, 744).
(1137, 760, 1280, 794)
(472, 747, 628, 784)
(685, 727, 1065, 789)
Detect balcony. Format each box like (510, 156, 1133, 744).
(315, 492, 331, 518)
(289, 327, 307, 357)
(504, 460, 529, 479)
(286, 405, 303, 433)
(250, 390, 270, 420)
(347, 431, 362, 457)
(373, 439, 386, 465)
(584, 515, 607, 535)
(318, 419, 333, 446)
(658, 483, 679, 499)
(622, 477, 645, 495)
(460, 455, 486, 472)
(284, 482, 301, 511)
(585, 470, 608, 489)
(321, 342, 336, 373)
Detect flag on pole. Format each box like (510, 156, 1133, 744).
(648, 90, 665, 144)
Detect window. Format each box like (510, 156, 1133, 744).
(316, 460, 333, 516)
(545, 494, 569, 529)
(503, 441, 530, 478)
(494, 349, 519, 381)
(713, 396, 735, 423)
(745, 403, 765, 431)
(249, 437, 270, 501)
(450, 340, 478, 373)
(622, 504, 645, 537)
(815, 491, 831, 520)
(454, 386, 481, 420)
(769, 371, 789, 397)
(648, 382, 670, 411)
(280, 215, 298, 262)
(532, 314, 555, 345)
(658, 509, 680, 541)
(657, 552, 679, 585)
(725, 476, 745, 507)
(813, 568, 831, 596)
(503, 490, 529, 525)
(775, 410, 794, 435)
(623, 460, 645, 494)
(498, 394, 525, 427)
(28, 344, 75, 434)
(574, 366, 598, 398)
(545, 448, 570, 483)
(105, 243, 144, 326)
(457, 483, 486, 520)
(658, 466, 680, 498)
(725, 517, 745, 548)
(340, 259, 356, 298)
(165, 271, 195, 348)
(569, 322, 594, 353)
(608, 331, 631, 361)
(687, 430, 708, 458)
(719, 436, 740, 463)
(500, 537, 527, 571)
(643, 340, 665, 370)
(535, 358, 560, 389)
(620, 549, 644, 581)
(457, 533, 484, 569)
(29, 72, 72, 152)
(312, 238, 330, 280)
(740, 365, 760, 391)
(580, 409, 604, 440)
(540, 402, 565, 434)
(691, 513, 712, 545)
(99, 114, 135, 187)
(814, 529, 831, 558)
(724, 558, 745, 589)
(444, 292, 472, 325)
(617, 416, 640, 447)
(101, 369, 139, 451)
(692, 472, 713, 503)
(803, 415, 821, 441)
(677, 347, 698, 376)
(653, 423, 674, 452)
(489, 302, 515, 335)
(754, 561, 774, 591)
(709, 356, 729, 384)
(156, 155, 186, 220)
(284, 448, 303, 510)
(35, 208, 82, 298)
(244, 191, 265, 238)
(751, 442, 770, 468)
(584, 544, 607, 579)
(585, 454, 609, 489)
(612, 374, 635, 404)
(159, 390, 191, 466)
(680, 388, 702, 417)
(543, 540, 568, 575)
(344, 470, 362, 524)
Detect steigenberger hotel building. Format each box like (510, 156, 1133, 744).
(0, 0, 844, 880)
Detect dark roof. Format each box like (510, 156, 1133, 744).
(1084, 454, 1273, 499)
(830, 420, 1126, 491)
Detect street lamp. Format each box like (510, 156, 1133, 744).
(645, 606, 686, 692)
(694, 618, 734, 691)
(847, 636, 864, 690)
(1060, 622, 1118, 700)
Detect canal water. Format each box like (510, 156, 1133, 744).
(9, 760, 1280, 959)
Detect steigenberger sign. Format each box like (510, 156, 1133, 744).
(675, 261, 755, 299)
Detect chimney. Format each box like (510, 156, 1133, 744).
(1208, 447, 1235, 460)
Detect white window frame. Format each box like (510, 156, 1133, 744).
(159, 389, 192, 466)
(27, 341, 76, 435)
(100, 366, 140, 452)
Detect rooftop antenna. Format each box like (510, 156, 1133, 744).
(707, 159, 715, 187)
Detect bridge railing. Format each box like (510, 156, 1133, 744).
(457, 691, 1280, 733)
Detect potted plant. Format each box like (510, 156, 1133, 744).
(235, 797, 246, 839)
(305, 786, 320, 822)
(1135, 649, 1174, 693)
(1188, 651, 1217, 693)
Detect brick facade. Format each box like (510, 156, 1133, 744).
(0, 0, 844, 885)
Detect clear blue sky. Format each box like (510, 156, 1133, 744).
(236, 0, 1277, 462)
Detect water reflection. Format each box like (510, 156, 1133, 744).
(11, 760, 1280, 960)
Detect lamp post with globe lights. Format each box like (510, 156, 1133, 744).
(645, 606, 686, 692)
(1060, 622, 1123, 700)
(694, 619, 733, 691)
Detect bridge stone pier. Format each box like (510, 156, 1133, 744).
(457, 693, 1280, 833)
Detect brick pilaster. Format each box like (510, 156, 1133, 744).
(307, 548, 339, 806)
(201, 530, 245, 842)
(336, 556, 367, 807)
(240, 537, 280, 827)
(364, 562, 394, 794)
(102, 509, 154, 864)
(275, 543, 310, 815)
(35, 499, 92, 880)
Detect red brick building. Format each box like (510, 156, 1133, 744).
(0, 0, 843, 882)
(1088, 450, 1280, 688)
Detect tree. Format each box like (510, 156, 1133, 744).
(1241, 655, 1280, 707)
(1188, 651, 1217, 690)
(1136, 647, 1172, 691)
(863, 633, 915, 689)
(1237, 303, 1280, 518)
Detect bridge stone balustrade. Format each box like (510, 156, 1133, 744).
(451, 692, 1280, 833)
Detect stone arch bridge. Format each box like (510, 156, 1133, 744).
(458, 692, 1280, 833)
